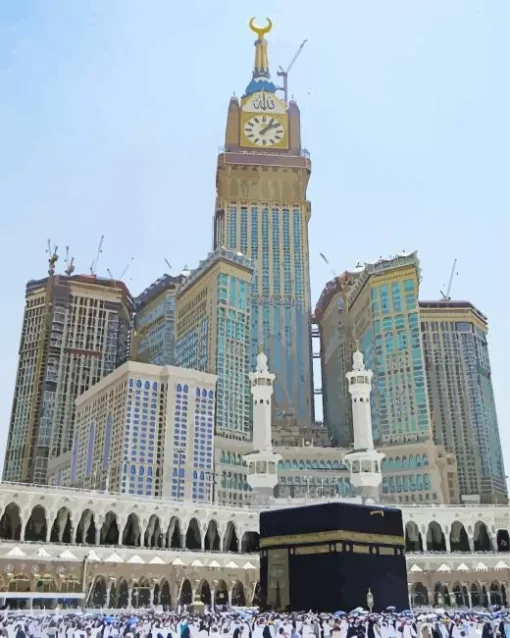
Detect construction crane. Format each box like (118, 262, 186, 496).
(46, 240, 58, 276)
(277, 39, 308, 104)
(107, 258, 133, 282)
(90, 235, 104, 276)
(64, 246, 75, 276)
(119, 258, 134, 280)
(319, 252, 337, 279)
(440, 259, 458, 301)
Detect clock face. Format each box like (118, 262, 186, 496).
(243, 115, 285, 147)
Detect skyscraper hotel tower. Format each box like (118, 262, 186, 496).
(214, 19, 314, 425)
(4, 265, 132, 486)
(420, 300, 507, 504)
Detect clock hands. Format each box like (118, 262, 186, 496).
(259, 118, 281, 136)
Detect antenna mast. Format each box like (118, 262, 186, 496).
(277, 39, 308, 103)
(440, 259, 458, 301)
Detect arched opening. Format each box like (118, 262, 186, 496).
(132, 578, 151, 608)
(471, 583, 482, 607)
(231, 581, 246, 607)
(60, 576, 81, 608)
(24, 505, 47, 542)
(144, 515, 163, 548)
(0, 502, 22, 540)
(185, 518, 201, 550)
(153, 583, 161, 607)
(8, 574, 31, 610)
(50, 507, 73, 544)
(453, 582, 469, 607)
(241, 531, 259, 553)
(426, 521, 446, 552)
(474, 521, 492, 551)
(118, 579, 129, 608)
(122, 513, 141, 547)
(101, 511, 119, 546)
(198, 580, 212, 606)
(75, 509, 96, 545)
(109, 582, 118, 609)
(60, 576, 81, 593)
(167, 517, 182, 549)
(223, 521, 239, 552)
(433, 582, 449, 606)
(215, 579, 229, 608)
(490, 581, 503, 606)
(91, 576, 107, 608)
(160, 580, 171, 610)
(496, 529, 509, 552)
(405, 522, 423, 552)
(35, 576, 57, 609)
(449, 521, 470, 552)
(412, 582, 429, 606)
(179, 579, 193, 606)
(204, 520, 220, 551)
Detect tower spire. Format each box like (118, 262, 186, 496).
(244, 18, 277, 97)
(250, 17, 272, 77)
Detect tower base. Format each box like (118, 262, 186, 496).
(249, 487, 275, 507)
(344, 448, 385, 505)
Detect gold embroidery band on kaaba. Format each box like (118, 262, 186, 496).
(284, 543, 402, 556)
(294, 544, 331, 556)
(260, 529, 404, 549)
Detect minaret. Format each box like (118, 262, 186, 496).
(343, 345, 385, 503)
(243, 350, 282, 504)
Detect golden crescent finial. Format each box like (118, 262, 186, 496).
(249, 17, 272, 39)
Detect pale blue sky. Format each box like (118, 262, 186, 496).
(0, 1, 508, 470)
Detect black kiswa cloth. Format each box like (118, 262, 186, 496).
(260, 501, 404, 538)
(259, 501, 409, 613)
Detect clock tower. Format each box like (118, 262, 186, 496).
(214, 19, 313, 425)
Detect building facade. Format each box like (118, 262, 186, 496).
(213, 21, 314, 425)
(316, 255, 434, 448)
(132, 274, 186, 366)
(345, 252, 432, 445)
(47, 361, 217, 504)
(176, 247, 253, 441)
(4, 272, 132, 486)
(420, 300, 507, 504)
(212, 440, 458, 507)
(314, 273, 354, 446)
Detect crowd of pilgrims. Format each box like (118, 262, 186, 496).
(0, 609, 509, 638)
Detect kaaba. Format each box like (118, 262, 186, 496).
(259, 501, 408, 613)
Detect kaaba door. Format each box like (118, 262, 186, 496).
(267, 548, 290, 609)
